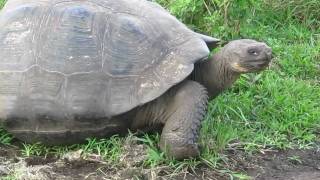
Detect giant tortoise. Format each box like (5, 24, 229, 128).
(0, 0, 272, 159)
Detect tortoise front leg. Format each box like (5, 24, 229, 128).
(160, 80, 208, 159)
(131, 80, 208, 159)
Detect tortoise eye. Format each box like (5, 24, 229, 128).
(248, 49, 259, 56)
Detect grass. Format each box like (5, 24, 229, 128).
(0, 0, 319, 178)
(0, 127, 12, 145)
(0, 0, 5, 9)
(19, 136, 124, 163)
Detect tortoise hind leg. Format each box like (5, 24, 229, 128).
(160, 80, 208, 159)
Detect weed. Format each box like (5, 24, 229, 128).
(0, 126, 13, 145)
(21, 143, 47, 157)
(288, 155, 302, 164)
(0, 175, 17, 180)
(80, 136, 123, 163)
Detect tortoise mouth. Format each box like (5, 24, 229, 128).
(230, 63, 251, 73)
(231, 60, 270, 73)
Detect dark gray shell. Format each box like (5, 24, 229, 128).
(0, 0, 209, 122)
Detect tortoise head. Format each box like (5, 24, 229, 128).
(221, 39, 272, 73)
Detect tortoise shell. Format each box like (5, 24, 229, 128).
(0, 0, 210, 143)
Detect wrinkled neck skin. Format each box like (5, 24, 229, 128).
(191, 52, 240, 100)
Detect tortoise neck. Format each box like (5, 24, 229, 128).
(192, 52, 240, 100)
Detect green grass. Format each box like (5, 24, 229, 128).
(0, 0, 319, 178)
(19, 136, 124, 163)
(0, 0, 6, 9)
(0, 127, 13, 145)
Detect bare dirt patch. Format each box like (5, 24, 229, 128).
(229, 147, 320, 180)
(1, 142, 320, 179)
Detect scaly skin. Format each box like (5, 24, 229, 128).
(191, 53, 240, 100)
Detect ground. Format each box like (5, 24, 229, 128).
(1, 141, 320, 180)
(0, 0, 320, 179)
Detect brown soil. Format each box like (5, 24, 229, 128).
(232, 148, 320, 180)
(1, 143, 320, 180)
